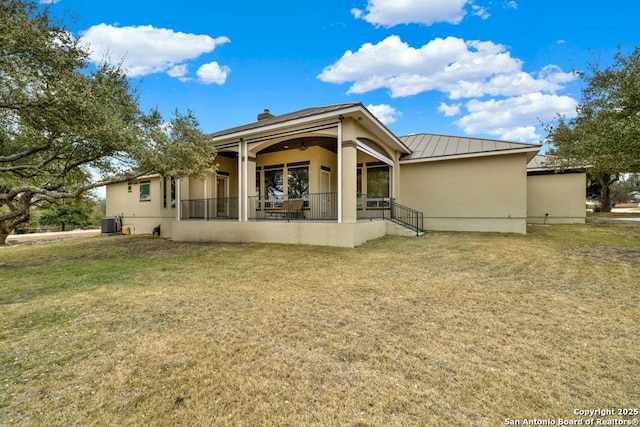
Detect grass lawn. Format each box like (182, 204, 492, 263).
(1, 224, 639, 426)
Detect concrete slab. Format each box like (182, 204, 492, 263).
(5, 229, 101, 245)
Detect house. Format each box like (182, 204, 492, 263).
(526, 154, 587, 224)
(105, 103, 586, 247)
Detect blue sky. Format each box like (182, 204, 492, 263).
(47, 0, 639, 144)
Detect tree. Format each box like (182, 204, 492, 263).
(0, 0, 216, 244)
(545, 46, 640, 212)
(39, 203, 91, 231)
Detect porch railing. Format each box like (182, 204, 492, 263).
(180, 197, 239, 220)
(386, 200, 424, 236)
(357, 196, 423, 236)
(248, 192, 338, 221)
(179, 194, 422, 234)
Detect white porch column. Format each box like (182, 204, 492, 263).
(243, 138, 249, 222)
(237, 140, 242, 222)
(338, 119, 343, 223)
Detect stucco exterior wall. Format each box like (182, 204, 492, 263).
(105, 176, 175, 235)
(171, 220, 387, 248)
(527, 172, 586, 224)
(398, 154, 529, 233)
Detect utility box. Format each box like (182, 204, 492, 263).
(101, 218, 119, 234)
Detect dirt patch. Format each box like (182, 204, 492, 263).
(565, 246, 640, 266)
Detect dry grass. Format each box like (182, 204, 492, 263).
(1, 224, 639, 426)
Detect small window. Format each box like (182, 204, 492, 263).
(139, 181, 151, 201)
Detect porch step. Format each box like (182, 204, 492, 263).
(386, 220, 424, 237)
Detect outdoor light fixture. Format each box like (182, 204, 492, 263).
(299, 139, 308, 150)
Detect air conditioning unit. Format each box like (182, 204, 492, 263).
(101, 218, 118, 234)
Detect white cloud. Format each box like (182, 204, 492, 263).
(366, 104, 401, 125)
(506, 1, 518, 10)
(39, 0, 60, 3)
(318, 35, 575, 99)
(471, 5, 490, 19)
(351, 0, 470, 27)
(196, 62, 231, 85)
(438, 102, 462, 117)
(79, 24, 230, 80)
(454, 93, 578, 141)
(167, 64, 188, 78)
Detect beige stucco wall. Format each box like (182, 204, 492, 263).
(171, 219, 387, 248)
(105, 176, 175, 235)
(398, 154, 529, 233)
(527, 172, 586, 224)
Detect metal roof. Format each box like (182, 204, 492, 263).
(210, 103, 363, 138)
(527, 154, 554, 171)
(399, 133, 541, 163)
(527, 154, 587, 173)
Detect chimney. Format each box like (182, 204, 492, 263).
(257, 109, 275, 121)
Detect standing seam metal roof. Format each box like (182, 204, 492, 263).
(399, 133, 540, 161)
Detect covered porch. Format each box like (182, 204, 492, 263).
(170, 104, 418, 247)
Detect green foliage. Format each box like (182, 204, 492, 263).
(0, 0, 216, 243)
(39, 204, 91, 231)
(546, 46, 640, 211)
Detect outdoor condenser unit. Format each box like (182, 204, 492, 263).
(101, 218, 118, 234)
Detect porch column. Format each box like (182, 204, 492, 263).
(243, 139, 249, 221)
(247, 153, 256, 221)
(237, 139, 243, 222)
(338, 119, 358, 222)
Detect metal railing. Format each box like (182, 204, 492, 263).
(357, 196, 423, 236)
(248, 192, 338, 221)
(386, 199, 424, 236)
(179, 194, 422, 235)
(180, 197, 239, 220)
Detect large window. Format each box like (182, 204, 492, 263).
(264, 167, 284, 198)
(366, 165, 389, 198)
(287, 166, 309, 199)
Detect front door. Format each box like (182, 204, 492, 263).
(216, 176, 228, 216)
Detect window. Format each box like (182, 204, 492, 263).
(366, 165, 389, 198)
(264, 168, 284, 198)
(127, 181, 132, 193)
(287, 166, 309, 199)
(256, 170, 261, 199)
(139, 181, 151, 201)
(170, 178, 176, 208)
(162, 177, 176, 208)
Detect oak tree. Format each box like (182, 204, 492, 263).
(0, 0, 216, 244)
(545, 46, 640, 212)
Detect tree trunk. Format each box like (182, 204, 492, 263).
(596, 172, 618, 213)
(0, 233, 8, 246)
(600, 184, 612, 212)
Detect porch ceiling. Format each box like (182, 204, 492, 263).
(257, 136, 337, 154)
